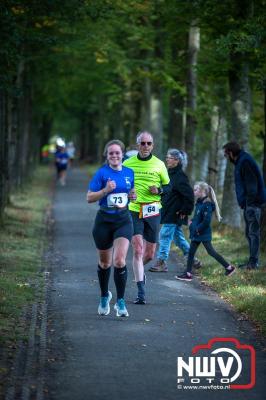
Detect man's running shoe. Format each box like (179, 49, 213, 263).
(225, 265, 236, 276)
(133, 297, 146, 305)
(175, 272, 193, 281)
(114, 298, 129, 317)
(98, 291, 112, 316)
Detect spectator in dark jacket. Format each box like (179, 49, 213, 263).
(223, 141, 266, 269)
(149, 149, 201, 272)
(176, 181, 235, 281)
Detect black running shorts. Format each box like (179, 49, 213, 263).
(92, 209, 133, 250)
(130, 211, 161, 244)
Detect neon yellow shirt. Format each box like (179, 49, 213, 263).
(123, 154, 170, 212)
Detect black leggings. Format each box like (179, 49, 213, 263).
(187, 241, 229, 273)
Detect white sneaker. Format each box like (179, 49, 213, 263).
(114, 298, 129, 317)
(98, 291, 112, 316)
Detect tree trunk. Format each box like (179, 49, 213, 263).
(229, 59, 251, 146)
(116, 105, 125, 143)
(198, 152, 209, 181)
(10, 91, 21, 189)
(185, 23, 200, 179)
(208, 106, 219, 190)
(217, 110, 228, 191)
(260, 84, 266, 252)
(19, 75, 32, 182)
(140, 73, 151, 132)
(221, 163, 242, 226)
(168, 91, 184, 149)
(0, 89, 8, 220)
(263, 85, 266, 181)
(97, 97, 109, 163)
(222, 56, 251, 227)
(150, 87, 163, 158)
(39, 114, 53, 159)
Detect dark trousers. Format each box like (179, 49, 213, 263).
(187, 241, 229, 273)
(244, 206, 261, 267)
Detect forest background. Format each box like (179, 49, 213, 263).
(0, 0, 266, 239)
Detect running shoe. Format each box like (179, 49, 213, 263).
(225, 265, 236, 276)
(114, 298, 129, 317)
(133, 297, 146, 305)
(175, 272, 193, 281)
(98, 291, 112, 316)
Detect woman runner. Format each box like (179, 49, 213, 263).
(87, 140, 136, 317)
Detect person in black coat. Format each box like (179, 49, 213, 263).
(176, 181, 235, 281)
(149, 149, 201, 272)
(223, 142, 266, 269)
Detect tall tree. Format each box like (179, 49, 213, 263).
(185, 22, 200, 178)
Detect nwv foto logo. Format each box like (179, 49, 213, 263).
(177, 338, 256, 390)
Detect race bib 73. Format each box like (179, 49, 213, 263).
(107, 192, 128, 208)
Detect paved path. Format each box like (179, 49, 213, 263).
(44, 167, 265, 400)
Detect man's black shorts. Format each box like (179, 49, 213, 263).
(130, 211, 161, 243)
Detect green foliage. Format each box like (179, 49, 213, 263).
(1, 0, 265, 158)
(0, 166, 52, 345)
(196, 225, 266, 335)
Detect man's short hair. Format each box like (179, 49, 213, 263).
(136, 131, 154, 144)
(223, 141, 242, 157)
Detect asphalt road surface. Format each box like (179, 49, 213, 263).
(40, 167, 265, 400)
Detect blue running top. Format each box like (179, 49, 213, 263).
(89, 164, 134, 210)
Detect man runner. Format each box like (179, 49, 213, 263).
(123, 131, 170, 304)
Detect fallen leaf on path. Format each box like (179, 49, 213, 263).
(237, 316, 248, 321)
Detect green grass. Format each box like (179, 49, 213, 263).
(194, 224, 266, 336)
(0, 166, 53, 345)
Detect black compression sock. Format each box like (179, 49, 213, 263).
(114, 266, 127, 299)
(97, 265, 111, 297)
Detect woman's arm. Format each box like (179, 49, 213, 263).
(87, 188, 108, 203)
(87, 178, 116, 203)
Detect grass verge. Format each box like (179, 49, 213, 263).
(195, 224, 266, 336)
(0, 165, 53, 347)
